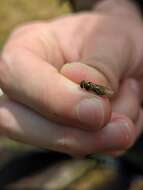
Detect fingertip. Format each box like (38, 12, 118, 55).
(112, 78, 140, 122)
(75, 96, 111, 131)
(61, 62, 110, 87)
(111, 114, 136, 149)
(92, 114, 136, 152)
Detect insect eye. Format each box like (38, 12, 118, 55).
(80, 80, 85, 88)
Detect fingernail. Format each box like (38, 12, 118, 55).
(128, 79, 139, 95)
(75, 98, 105, 130)
(100, 120, 133, 150)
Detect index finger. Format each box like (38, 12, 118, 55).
(0, 50, 111, 131)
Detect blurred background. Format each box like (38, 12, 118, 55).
(0, 0, 70, 47)
(0, 1, 143, 189)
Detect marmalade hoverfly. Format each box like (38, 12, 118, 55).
(80, 80, 114, 98)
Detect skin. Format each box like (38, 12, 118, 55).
(0, 0, 143, 156)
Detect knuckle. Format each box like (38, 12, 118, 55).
(9, 23, 35, 38)
(2, 22, 43, 56)
(0, 48, 24, 92)
(6, 22, 41, 40)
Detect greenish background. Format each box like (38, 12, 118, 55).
(0, 0, 70, 48)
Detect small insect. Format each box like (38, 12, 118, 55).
(80, 80, 114, 98)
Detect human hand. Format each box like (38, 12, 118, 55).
(0, 0, 143, 156)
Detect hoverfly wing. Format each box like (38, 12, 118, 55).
(104, 87, 114, 98)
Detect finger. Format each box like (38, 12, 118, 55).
(0, 50, 111, 131)
(97, 79, 143, 156)
(92, 78, 141, 156)
(112, 79, 140, 122)
(61, 62, 111, 88)
(103, 79, 141, 152)
(98, 108, 143, 157)
(91, 112, 136, 157)
(111, 78, 141, 148)
(0, 96, 135, 157)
